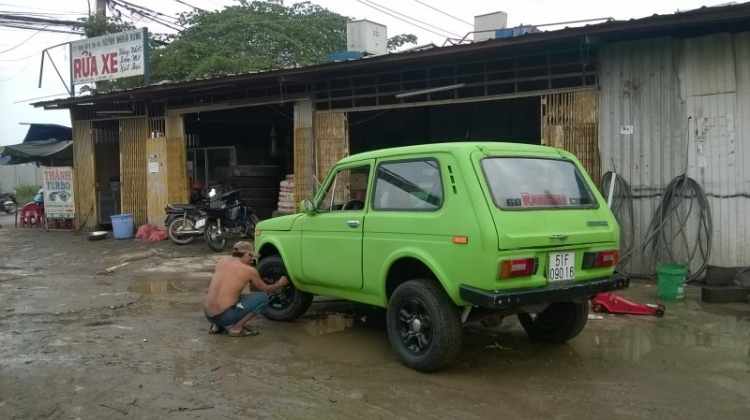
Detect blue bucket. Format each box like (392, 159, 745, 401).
(110, 214, 134, 239)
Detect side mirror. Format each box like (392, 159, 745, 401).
(301, 199, 316, 214)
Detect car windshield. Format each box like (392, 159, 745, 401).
(481, 157, 597, 210)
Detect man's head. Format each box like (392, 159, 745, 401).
(232, 241, 260, 265)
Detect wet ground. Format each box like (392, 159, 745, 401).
(0, 228, 749, 419)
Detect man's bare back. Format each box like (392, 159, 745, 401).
(203, 242, 289, 337)
(204, 257, 256, 316)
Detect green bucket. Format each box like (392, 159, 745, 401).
(657, 263, 687, 300)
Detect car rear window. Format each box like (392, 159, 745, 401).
(481, 157, 597, 210)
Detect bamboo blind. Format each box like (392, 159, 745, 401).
(72, 121, 97, 231)
(294, 127, 315, 210)
(541, 90, 601, 185)
(119, 117, 149, 227)
(314, 113, 349, 182)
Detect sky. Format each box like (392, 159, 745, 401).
(0, 0, 741, 145)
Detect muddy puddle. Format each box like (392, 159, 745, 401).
(301, 314, 358, 336)
(581, 314, 750, 362)
(129, 275, 210, 295)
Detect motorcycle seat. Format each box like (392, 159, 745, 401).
(167, 203, 197, 211)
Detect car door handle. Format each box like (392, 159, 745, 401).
(347, 220, 360, 228)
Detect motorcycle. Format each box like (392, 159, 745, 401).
(164, 183, 217, 245)
(165, 202, 207, 245)
(0, 189, 18, 214)
(200, 188, 260, 252)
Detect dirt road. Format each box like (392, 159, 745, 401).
(1, 228, 749, 419)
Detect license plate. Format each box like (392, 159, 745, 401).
(195, 218, 206, 229)
(548, 252, 575, 282)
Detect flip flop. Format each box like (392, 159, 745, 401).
(226, 329, 259, 337)
(209, 325, 225, 334)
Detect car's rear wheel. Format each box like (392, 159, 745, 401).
(386, 279, 462, 372)
(256, 255, 313, 321)
(517, 301, 589, 343)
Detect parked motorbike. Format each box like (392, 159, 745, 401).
(200, 188, 260, 252)
(164, 183, 214, 245)
(0, 189, 18, 214)
(165, 203, 207, 245)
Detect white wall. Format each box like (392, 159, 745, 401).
(0, 164, 42, 191)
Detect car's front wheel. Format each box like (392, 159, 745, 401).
(517, 301, 589, 343)
(386, 279, 463, 372)
(256, 255, 313, 321)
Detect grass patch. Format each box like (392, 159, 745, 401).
(14, 185, 40, 205)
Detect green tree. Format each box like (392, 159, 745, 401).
(76, 1, 418, 90)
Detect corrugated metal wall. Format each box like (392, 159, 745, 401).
(600, 33, 750, 272)
(120, 118, 149, 227)
(0, 165, 42, 190)
(72, 121, 97, 231)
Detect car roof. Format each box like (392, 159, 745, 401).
(338, 142, 564, 165)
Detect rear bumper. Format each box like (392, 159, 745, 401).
(459, 273, 630, 309)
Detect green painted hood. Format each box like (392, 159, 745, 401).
(256, 214, 303, 232)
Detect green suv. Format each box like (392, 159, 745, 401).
(254, 142, 629, 371)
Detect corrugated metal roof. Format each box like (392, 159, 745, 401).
(33, 2, 750, 108)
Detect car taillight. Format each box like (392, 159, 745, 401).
(582, 250, 619, 269)
(499, 258, 538, 279)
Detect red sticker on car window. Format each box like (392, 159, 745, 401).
(521, 193, 567, 206)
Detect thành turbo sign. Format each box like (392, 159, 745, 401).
(42, 167, 75, 219)
(70, 28, 148, 84)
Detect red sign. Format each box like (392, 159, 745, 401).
(521, 193, 567, 206)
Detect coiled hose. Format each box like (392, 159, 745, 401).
(600, 171, 635, 268)
(601, 173, 713, 282)
(641, 175, 713, 282)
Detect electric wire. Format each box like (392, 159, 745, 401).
(174, 0, 206, 12)
(354, 0, 454, 39)
(412, 0, 472, 26)
(0, 25, 47, 54)
(360, 0, 462, 38)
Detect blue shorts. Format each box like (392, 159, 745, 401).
(205, 292, 269, 327)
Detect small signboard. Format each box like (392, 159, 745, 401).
(70, 28, 148, 84)
(42, 167, 75, 219)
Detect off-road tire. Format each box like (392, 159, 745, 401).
(386, 279, 463, 372)
(256, 255, 313, 321)
(517, 301, 589, 343)
(167, 217, 196, 245)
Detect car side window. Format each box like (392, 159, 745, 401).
(372, 159, 443, 211)
(316, 165, 370, 212)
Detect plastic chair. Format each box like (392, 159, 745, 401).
(15, 203, 43, 228)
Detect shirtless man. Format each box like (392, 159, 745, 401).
(204, 241, 289, 337)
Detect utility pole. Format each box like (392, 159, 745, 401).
(96, 0, 107, 17)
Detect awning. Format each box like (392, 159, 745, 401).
(0, 139, 72, 161)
